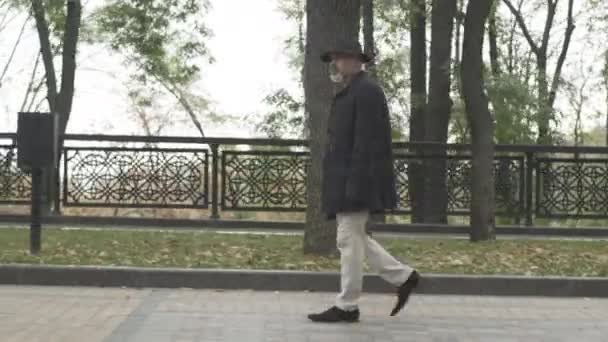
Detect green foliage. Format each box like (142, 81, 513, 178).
(254, 0, 304, 138)
(371, 0, 411, 138)
(257, 0, 412, 139)
(256, 89, 304, 139)
(92, 0, 212, 85)
(487, 73, 537, 144)
(9, 0, 66, 42)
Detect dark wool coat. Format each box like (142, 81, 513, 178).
(321, 71, 398, 219)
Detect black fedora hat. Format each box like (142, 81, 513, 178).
(320, 40, 373, 63)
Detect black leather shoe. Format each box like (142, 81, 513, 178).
(308, 306, 360, 323)
(391, 270, 420, 316)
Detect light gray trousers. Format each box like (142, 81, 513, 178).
(335, 210, 413, 311)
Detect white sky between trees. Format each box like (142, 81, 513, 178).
(0, 0, 606, 141)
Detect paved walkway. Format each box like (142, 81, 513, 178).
(1, 286, 607, 342)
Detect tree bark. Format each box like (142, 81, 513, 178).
(462, 0, 495, 241)
(408, 0, 427, 223)
(423, 0, 457, 224)
(303, 0, 361, 255)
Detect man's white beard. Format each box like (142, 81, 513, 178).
(330, 72, 344, 83)
(329, 61, 344, 83)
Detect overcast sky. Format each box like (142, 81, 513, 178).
(0, 0, 295, 137)
(0, 0, 606, 139)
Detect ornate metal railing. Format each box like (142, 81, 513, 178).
(0, 135, 30, 204)
(63, 147, 209, 208)
(2, 133, 608, 226)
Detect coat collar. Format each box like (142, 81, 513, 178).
(335, 71, 366, 97)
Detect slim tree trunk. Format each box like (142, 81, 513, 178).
(462, 0, 495, 241)
(454, 0, 463, 67)
(408, 0, 427, 223)
(604, 51, 608, 147)
(362, 0, 376, 75)
(424, 0, 457, 224)
(362, 0, 384, 225)
(31, 0, 82, 214)
(303, 0, 361, 255)
(488, 9, 500, 76)
(503, 0, 575, 145)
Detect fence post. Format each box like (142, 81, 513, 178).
(210, 143, 220, 220)
(525, 151, 534, 227)
(30, 168, 42, 255)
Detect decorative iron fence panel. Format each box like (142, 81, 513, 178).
(3, 133, 608, 226)
(0, 145, 31, 204)
(536, 158, 608, 219)
(221, 151, 309, 211)
(393, 154, 524, 217)
(63, 147, 209, 208)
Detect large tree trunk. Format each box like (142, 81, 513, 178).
(362, 0, 384, 225)
(462, 0, 495, 241)
(423, 0, 456, 224)
(303, 0, 361, 255)
(408, 0, 427, 223)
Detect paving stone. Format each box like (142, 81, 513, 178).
(1, 285, 608, 341)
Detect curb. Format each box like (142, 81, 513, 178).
(1, 264, 607, 297)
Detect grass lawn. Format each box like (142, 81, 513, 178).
(1, 228, 607, 277)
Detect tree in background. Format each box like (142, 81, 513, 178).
(407, 0, 427, 223)
(462, 0, 496, 241)
(303, 0, 361, 255)
(27, 0, 82, 213)
(502, 0, 576, 144)
(92, 0, 213, 137)
(362, 0, 376, 75)
(255, 0, 305, 139)
(423, 0, 457, 224)
(257, 0, 411, 140)
(451, 0, 538, 145)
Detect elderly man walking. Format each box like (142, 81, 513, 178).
(308, 41, 420, 323)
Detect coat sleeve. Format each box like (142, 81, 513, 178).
(345, 85, 385, 203)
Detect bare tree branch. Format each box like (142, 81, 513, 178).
(20, 52, 41, 111)
(540, 0, 558, 56)
(0, 13, 31, 89)
(0, 1, 16, 33)
(26, 78, 45, 111)
(502, 0, 540, 55)
(151, 73, 206, 137)
(548, 0, 575, 107)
